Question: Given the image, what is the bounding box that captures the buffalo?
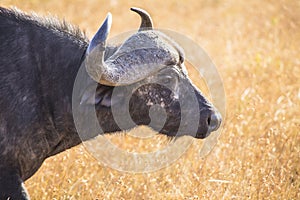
[0,7,221,199]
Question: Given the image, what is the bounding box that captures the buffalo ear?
[80,87,101,105]
[100,92,112,107]
[80,85,124,107]
[80,85,111,106]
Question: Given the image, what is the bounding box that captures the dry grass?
[1,0,300,199]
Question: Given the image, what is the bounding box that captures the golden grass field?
[1,0,300,199]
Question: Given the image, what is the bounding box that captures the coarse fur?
[0,7,88,199]
[1,7,87,43]
[0,7,221,199]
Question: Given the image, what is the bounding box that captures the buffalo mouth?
[154,109,222,139]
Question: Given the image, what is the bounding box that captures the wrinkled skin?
[131,69,217,139]
[0,7,221,199]
[90,66,218,139]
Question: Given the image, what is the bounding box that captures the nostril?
[208,112,222,132]
[207,116,211,126]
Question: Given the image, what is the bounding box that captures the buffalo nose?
[207,111,222,132]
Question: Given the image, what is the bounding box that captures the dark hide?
[0,7,221,199]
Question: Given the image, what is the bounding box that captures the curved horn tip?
[87,12,112,53]
[97,12,112,35]
[130,7,153,30]
[130,7,147,13]
[103,12,112,31]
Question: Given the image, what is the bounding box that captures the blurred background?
[1,0,300,199]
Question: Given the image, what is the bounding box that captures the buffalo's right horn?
[130,7,153,31]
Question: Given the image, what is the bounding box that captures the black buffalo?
[0,7,221,199]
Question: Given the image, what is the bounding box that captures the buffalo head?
[80,8,222,139]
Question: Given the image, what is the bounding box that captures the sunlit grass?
[1,0,300,199]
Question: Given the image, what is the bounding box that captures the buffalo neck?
[28,21,89,155]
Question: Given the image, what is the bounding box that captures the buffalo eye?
[161,75,173,85]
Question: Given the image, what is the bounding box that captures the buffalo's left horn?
[85,13,112,85]
[85,8,178,86]
[87,13,112,54]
